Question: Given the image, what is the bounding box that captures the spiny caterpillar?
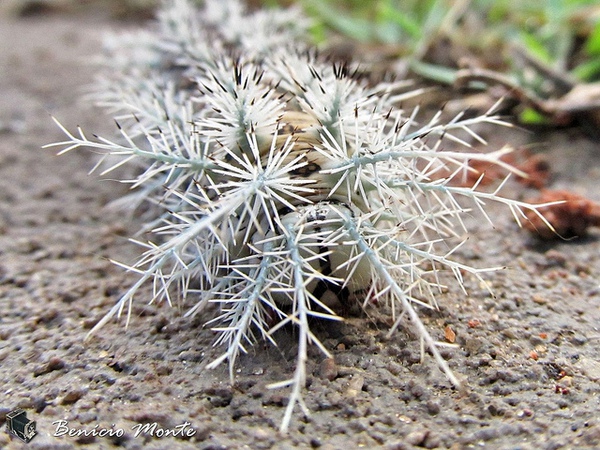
[46,0,554,432]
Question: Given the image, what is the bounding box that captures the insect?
[266,111,371,309]
[47,0,556,432]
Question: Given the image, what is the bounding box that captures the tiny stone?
[544,249,567,266]
[557,376,574,388]
[529,335,545,346]
[406,430,428,446]
[310,437,322,447]
[204,386,234,407]
[33,356,65,376]
[319,357,338,381]
[62,388,86,405]
[424,432,441,449]
[47,356,66,371]
[178,350,204,362]
[345,375,364,397]
[570,335,588,346]
[252,427,271,441]
[426,401,440,415]
[32,396,48,413]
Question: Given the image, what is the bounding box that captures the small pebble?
[33,356,65,376]
[406,430,428,446]
[319,357,337,381]
[345,375,364,398]
[61,388,87,405]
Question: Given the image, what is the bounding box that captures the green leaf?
[303,0,374,42]
[374,21,403,44]
[410,60,457,84]
[585,21,600,55]
[377,3,422,39]
[572,57,600,81]
[308,21,328,45]
[518,30,553,64]
[519,107,550,124]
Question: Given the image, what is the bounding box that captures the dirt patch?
[1,11,600,450]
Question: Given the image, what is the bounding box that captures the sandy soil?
[1,10,600,450]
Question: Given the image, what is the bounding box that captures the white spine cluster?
[47,0,554,432]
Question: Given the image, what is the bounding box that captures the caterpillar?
[46,0,554,432]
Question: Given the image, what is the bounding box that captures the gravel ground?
[1,10,600,450]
